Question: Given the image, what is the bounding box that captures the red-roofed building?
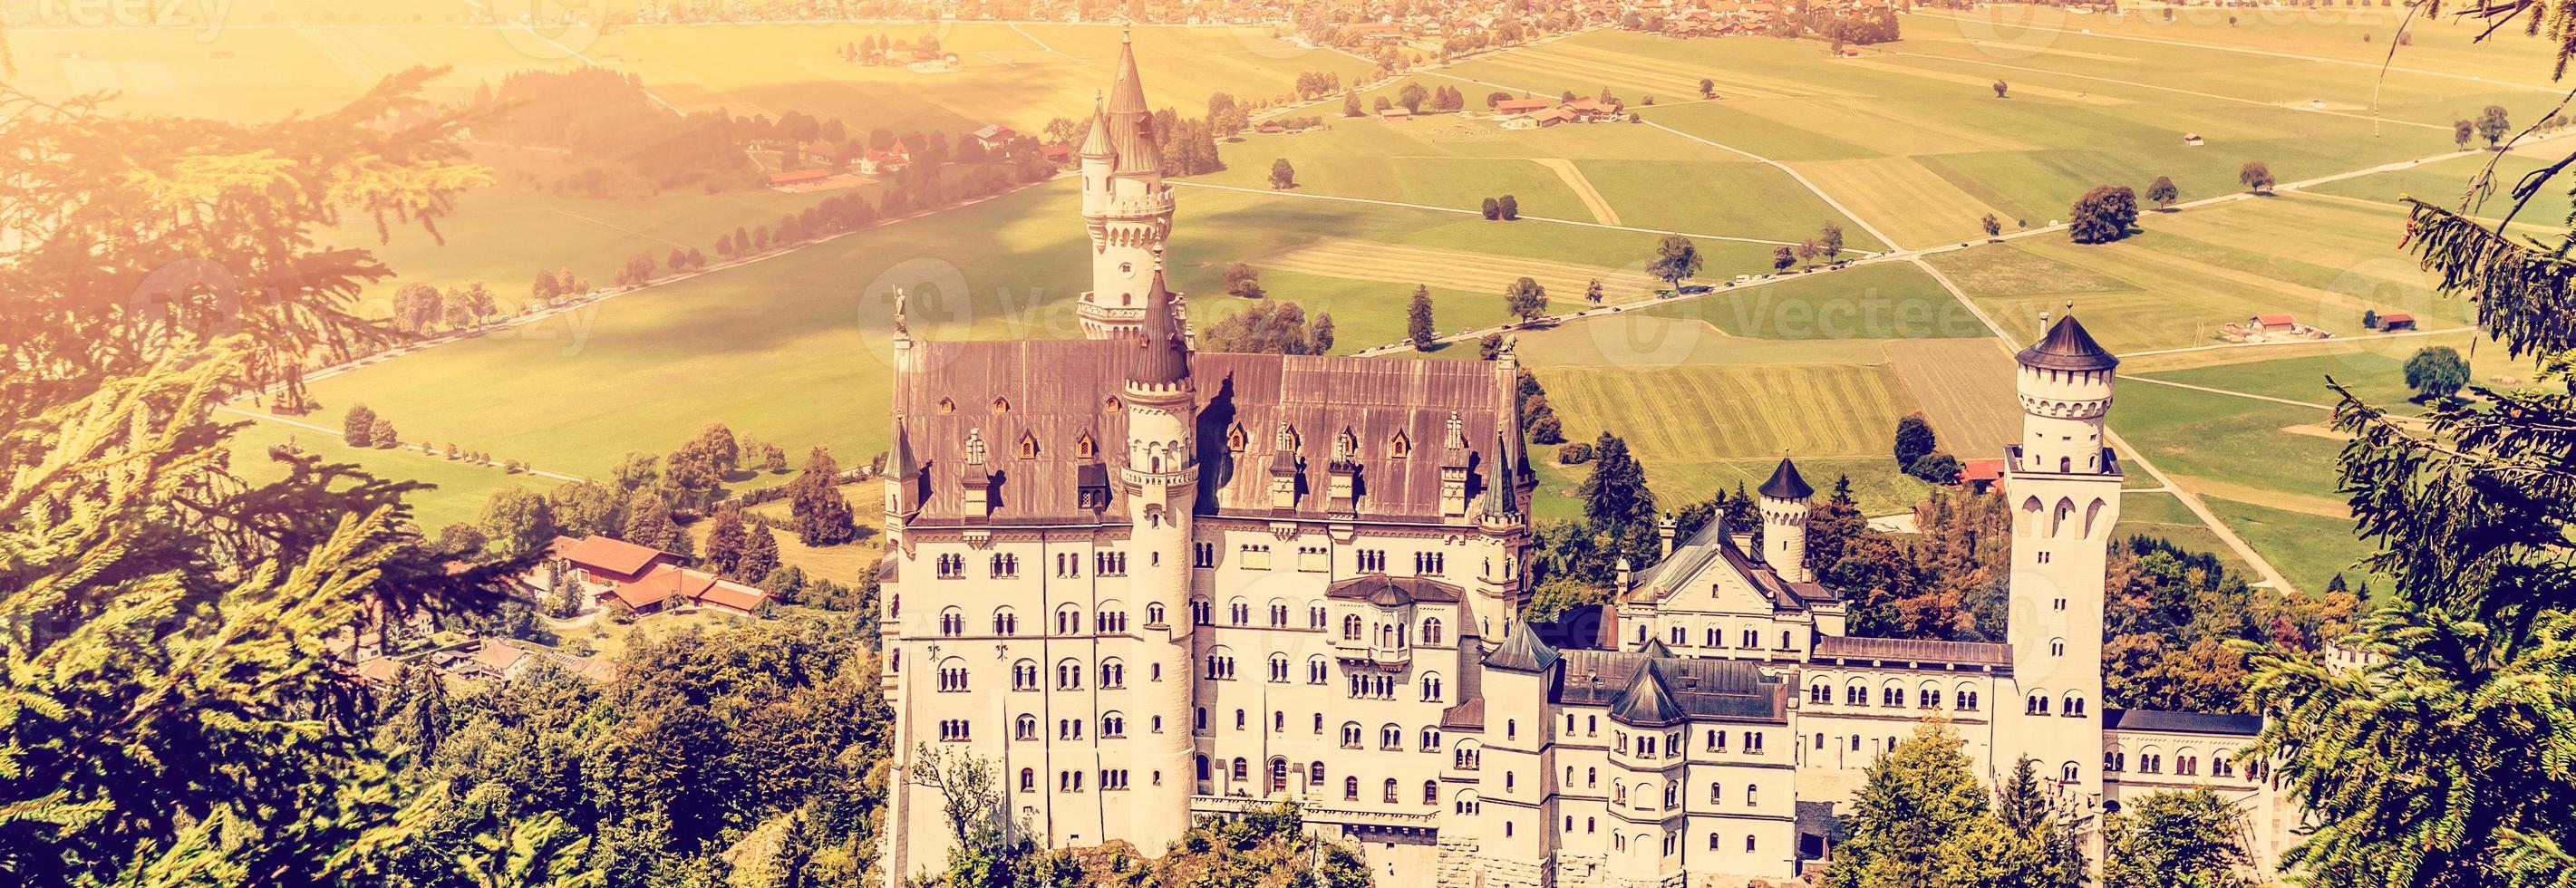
[2250,314,2297,333]
[1563,97,1619,121]
[355,657,405,686]
[2373,312,2416,332]
[1961,458,2007,493]
[605,565,770,616]
[465,643,530,681]
[1039,143,1071,162]
[1495,98,1551,114]
[560,535,682,586]
[859,147,913,175]
[972,124,1019,149]
[1379,107,1413,121]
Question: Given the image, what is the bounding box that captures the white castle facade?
[877,35,2297,886]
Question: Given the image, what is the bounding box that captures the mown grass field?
[223,418,561,532]
[65,8,2570,590]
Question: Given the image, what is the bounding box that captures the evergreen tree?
[1578,432,1655,530]
[1408,285,1437,349]
[369,416,398,449]
[385,665,451,764]
[1894,414,1938,470]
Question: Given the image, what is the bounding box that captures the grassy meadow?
[28,7,2566,593]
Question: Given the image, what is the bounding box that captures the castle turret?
[1999,312,2121,808]
[1118,275,1197,850]
[1078,28,1177,340]
[1757,456,1814,583]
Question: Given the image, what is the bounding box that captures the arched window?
[1146,603,1166,625]
[1747,784,1758,806]
[2027,691,2051,715]
[2062,761,2081,783]
[1309,603,1327,628]
[1055,659,1082,690]
[1420,727,1442,750]
[1020,767,1035,792]
[938,606,964,636]
[1344,777,1359,801]
[1420,672,1444,701]
[1341,613,1363,640]
[1015,714,1038,740]
[2064,691,2087,717]
[1423,780,1438,805]
[992,607,1018,635]
[1422,618,1444,646]
[1231,758,1247,781]
[1383,778,1399,803]
[1099,658,1125,688]
[1269,654,1290,683]
[1307,655,1328,684]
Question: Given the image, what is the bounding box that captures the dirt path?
[1529,158,1621,226]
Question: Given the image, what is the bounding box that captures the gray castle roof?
[1758,456,1813,500]
[1609,661,1686,727]
[2017,314,2118,372]
[2104,708,2261,737]
[1483,625,1560,673]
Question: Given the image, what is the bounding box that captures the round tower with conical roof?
[1077,28,1177,340]
[1757,456,1814,583]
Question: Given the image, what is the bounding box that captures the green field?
[223,417,561,532]
[50,9,2566,593]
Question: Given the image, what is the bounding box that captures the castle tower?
[1118,275,1197,850]
[1757,456,1814,583]
[1998,314,2121,803]
[1077,29,1177,340]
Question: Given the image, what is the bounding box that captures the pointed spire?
[1077,91,1114,159]
[891,423,919,480]
[1481,429,1520,519]
[1127,270,1188,386]
[2017,313,2118,372]
[1758,456,1812,501]
[1107,26,1149,116]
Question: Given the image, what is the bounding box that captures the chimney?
[1658,512,1677,558]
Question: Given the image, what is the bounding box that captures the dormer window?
[1103,397,1122,413]
[1226,423,1248,453]
[992,396,1011,414]
[938,398,956,414]
[1018,431,1039,458]
[1390,430,1411,459]
[1077,432,1097,459]
[1335,428,1357,461]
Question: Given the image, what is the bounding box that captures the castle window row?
[1807,680,1982,712]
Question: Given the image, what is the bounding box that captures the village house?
[550,535,683,588]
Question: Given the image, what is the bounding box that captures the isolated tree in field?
[1482,197,1502,220]
[2239,160,2274,194]
[1269,158,1295,189]
[1772,246,1796,271]
[2454,118,2474,150]
[343,403,378,448]
[2145,175,2181,211]
[1992,79,2009,98]
[2403,345,2470,401]
[1585,278,1605,304]
[1224,262,1265,299]
[1504,276,1549,320]
[1408,285,1437,349]
[2102,788,2252,888]
[1818,222,1845,261]
[2068,184,2140,244]
[1498,194,1519,220]
[1650,234,1703,288]
[1980,213,2002,238]
[1343,91,1363,117]
[2474,103,2513,149]
[368,416,397,449]
[1398,82,1430,113]
[1795,238,1822,266]
[1311,313,1336,353]
[1699,77,1716,97]
[1894,414,1938,471]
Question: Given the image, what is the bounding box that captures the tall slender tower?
[1077,28,1176,340]
[1119,275,1197,849]
[1999,314,2121,802]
